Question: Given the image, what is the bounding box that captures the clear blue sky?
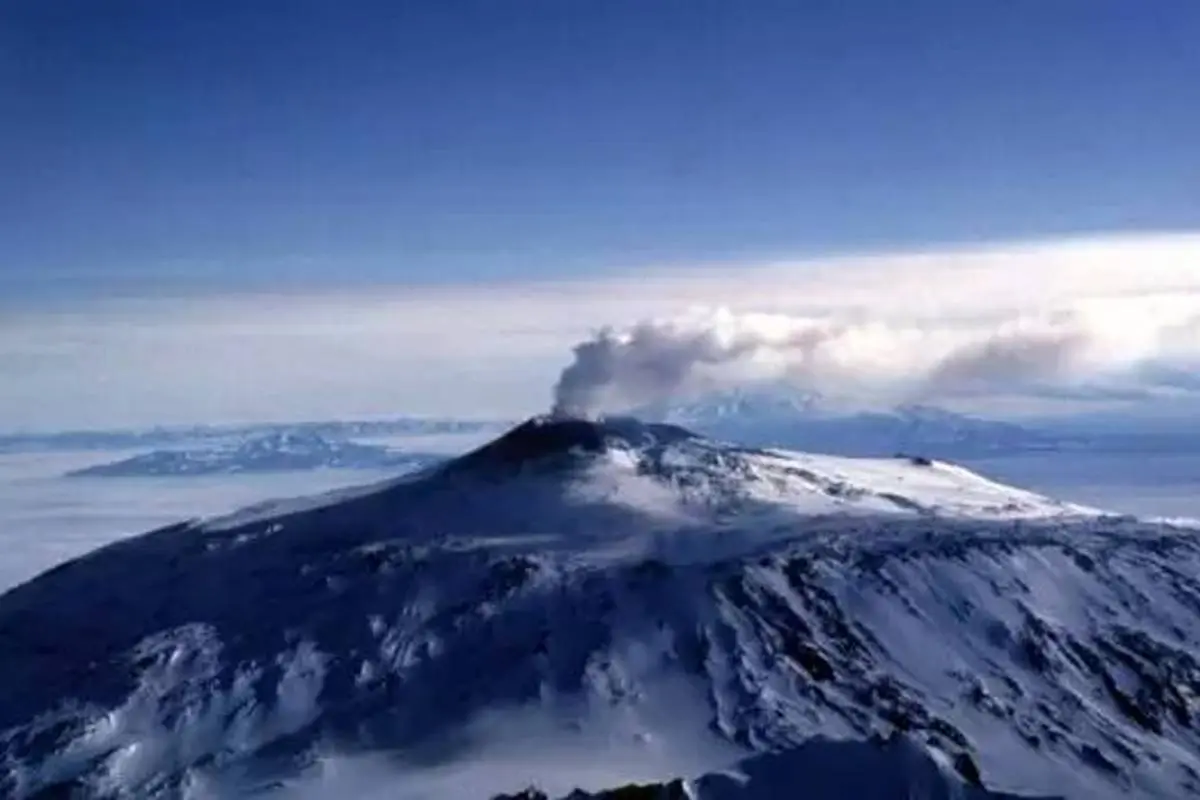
[3,0,1200,298]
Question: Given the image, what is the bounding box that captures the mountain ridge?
[634,387,1081,457]
[0,417,508,454]
[0,417,1196,799]
[491,734,1064,799]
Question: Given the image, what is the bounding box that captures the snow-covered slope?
[0,417,1196,799]
[67,431,442,477]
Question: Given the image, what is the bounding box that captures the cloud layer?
[551,302,1200,418]
[3,232,1199,430]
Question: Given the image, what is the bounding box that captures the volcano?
[1,417,1198,798]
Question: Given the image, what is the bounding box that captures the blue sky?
[2,1,1200,429]
[4,0,1199,297]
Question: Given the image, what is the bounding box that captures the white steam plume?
[551,303,1200,419]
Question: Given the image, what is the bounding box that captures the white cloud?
[550,303,1200,418]
[2,232,1199,430]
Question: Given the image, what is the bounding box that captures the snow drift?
[1,417,1199,798]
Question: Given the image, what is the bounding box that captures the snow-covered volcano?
[2,417,1199,799]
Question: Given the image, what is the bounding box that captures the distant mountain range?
[67,431,444,477]
[633,387,1086,458]
[10,390,1200,463]
[0,417,507,454]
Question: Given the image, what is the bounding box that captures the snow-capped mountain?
[66,431,443,477]
[1,417,1197,799]
[636,386,825,424]
[635,387,1082,457]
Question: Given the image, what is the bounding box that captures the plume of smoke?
[550,305,1200,419]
